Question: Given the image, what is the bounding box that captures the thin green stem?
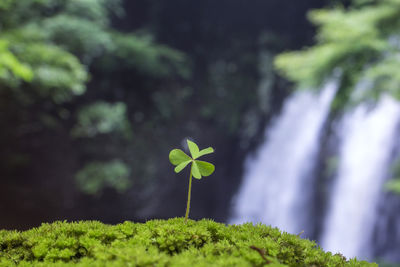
[184,166,193,223]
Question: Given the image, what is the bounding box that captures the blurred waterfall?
[229,82,337,235]
[320,95,400,259]
[230,79,400,261]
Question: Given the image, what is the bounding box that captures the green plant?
[0,218,377,266]
[274,0,400,110]
[169,139,215,223]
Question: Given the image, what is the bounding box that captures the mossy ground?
[0,218,376,266]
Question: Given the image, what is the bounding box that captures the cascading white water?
[230,82,337,234]
[321,95,400,259]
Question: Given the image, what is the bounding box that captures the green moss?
[0,218,376,266]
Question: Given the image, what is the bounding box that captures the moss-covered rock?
[0,218,376,266]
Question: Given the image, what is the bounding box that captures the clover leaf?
[169,139,215,222]
[170,140,214,179]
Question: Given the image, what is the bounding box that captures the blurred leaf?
[385,179,400,194]
[274,0,400,108]
[75,160,131,195]
[42,15,114,62]
[65,0,110,26]
[72,102,131,138]
[0,39,33,83]
[386,158,400,194]
[111,33,190,78]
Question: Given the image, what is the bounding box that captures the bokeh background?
[2,0,400,265]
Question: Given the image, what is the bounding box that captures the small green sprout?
[169,139,215,223]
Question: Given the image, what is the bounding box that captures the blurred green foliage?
[75,160,131,195]
[72,102,131,138]
[0,2,89,102]
[0,40,33,83]
[386,158,400,194]
[0,0,187,195]
[385,179,400,195]
[275,0,400,110]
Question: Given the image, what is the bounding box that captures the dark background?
[0,0,339,228]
